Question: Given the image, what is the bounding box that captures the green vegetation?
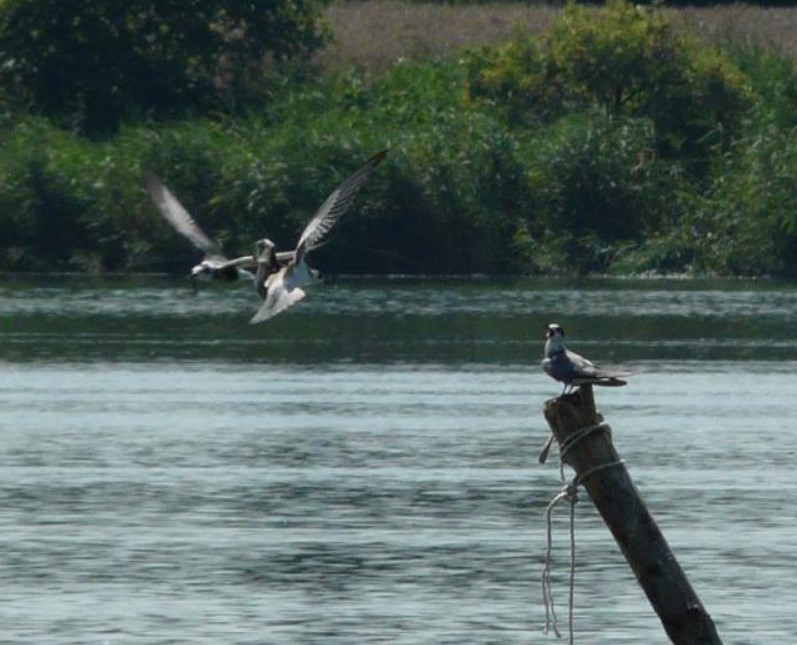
[468,1,753,163]
[463,0,797,276]
[0,0,330,136]
[1,0,797,277]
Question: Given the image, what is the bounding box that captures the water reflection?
[0,276,796,642]
[0,275,795,364]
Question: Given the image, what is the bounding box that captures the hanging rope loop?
[541,420,625,643]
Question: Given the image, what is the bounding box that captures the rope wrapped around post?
[542,385,723,645]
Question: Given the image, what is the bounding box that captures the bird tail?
[593,377,628,387]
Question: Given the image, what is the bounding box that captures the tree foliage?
[2,3,797,278]
[467,0,753,163]
[0,0,331,135]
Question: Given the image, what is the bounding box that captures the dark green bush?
[696,130,797,277]
[515,111,688,274]
[0,0,330,136]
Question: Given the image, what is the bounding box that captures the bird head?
[544,323,566,355]
[546,323,565,339]
[254,238,276,262]
[190,262,212,279]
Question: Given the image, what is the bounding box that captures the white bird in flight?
[144,170,292,284]
[250,149,388,324]
[541,323,631,394]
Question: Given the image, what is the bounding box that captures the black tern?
[542,323,630,393]
[144,170,292,283]
[250,149,388,323]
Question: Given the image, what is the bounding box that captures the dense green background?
[1,0,796,277]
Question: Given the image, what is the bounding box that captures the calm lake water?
[0,275,795,644]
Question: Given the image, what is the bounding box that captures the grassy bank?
[322,1,797,69]
[1,1,797,277]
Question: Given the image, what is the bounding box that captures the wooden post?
[543,385,722,645]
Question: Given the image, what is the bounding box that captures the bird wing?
[566,349,632,382]
[213,254,259,281]
[293,149,387,263]
[144,169,224,259]
[249,269,307,324]
[215,254,257,271]
[566,349,601,378]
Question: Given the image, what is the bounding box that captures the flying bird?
[144,170,292,284]
[250,149,388,324]
[542,323,631,394]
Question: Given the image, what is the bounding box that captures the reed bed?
[321,1,560,70]
[321,1,797,70]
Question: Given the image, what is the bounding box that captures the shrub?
[515,111,686,274]
[0,120,95,270]
[0,0,331,136]
[467,0,753,164]
[701,130,797,276]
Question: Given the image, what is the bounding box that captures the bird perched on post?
[542,323,631,394]
[250,149,388,324]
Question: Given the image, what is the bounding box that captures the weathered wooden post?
[542,385,722,644]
